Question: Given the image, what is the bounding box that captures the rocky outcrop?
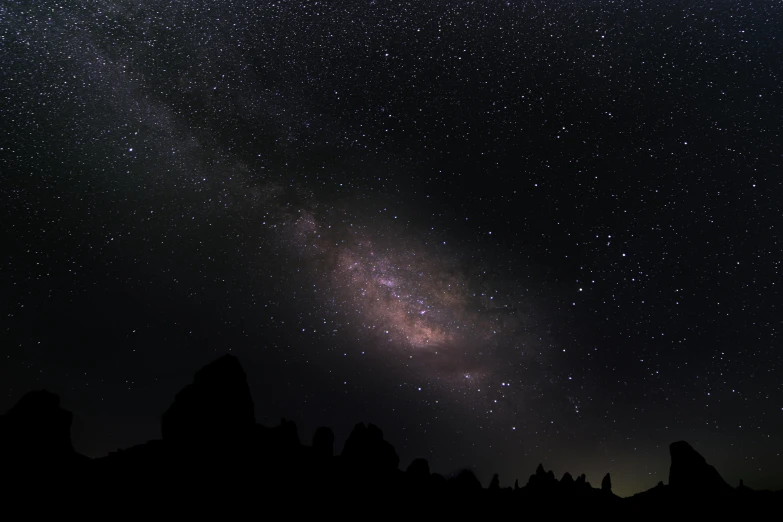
[406,458,430,478]
[602,472,612,492]
[161,354,255,446]
[4,354,778,512]
[669,441,730,494]
[0,390,76,463]
[450,469,483,491]
[341,422,399,472]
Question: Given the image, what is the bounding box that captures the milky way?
[3,0,781,498]
[250,179,541,391]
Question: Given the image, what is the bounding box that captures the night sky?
[2,0,781,497]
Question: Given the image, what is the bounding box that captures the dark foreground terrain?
[1,355,779,514]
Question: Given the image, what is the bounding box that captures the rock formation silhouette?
[161,354,255,447]
[406,457,431,478]
[0,390,84,467]
[669,440,731,495]
[341,422,399,472]
[1,354,780,513]
[450,469,483,491]
[312,426,334,458]
[602,472,612,492]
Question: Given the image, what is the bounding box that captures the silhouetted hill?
[1,354,780,513]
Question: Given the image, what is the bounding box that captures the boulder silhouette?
[668,441,730,494]
[0,390,75,463]
[161,354,255,446]
[562,472,575,485]
[406,458,431,478]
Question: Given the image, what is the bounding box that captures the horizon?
[8,353,777,499]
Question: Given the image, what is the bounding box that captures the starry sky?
[1,0,781,497]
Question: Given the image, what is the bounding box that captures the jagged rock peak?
[669,441,730,493]
[161,354,255,444]
[341,422,400,471]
